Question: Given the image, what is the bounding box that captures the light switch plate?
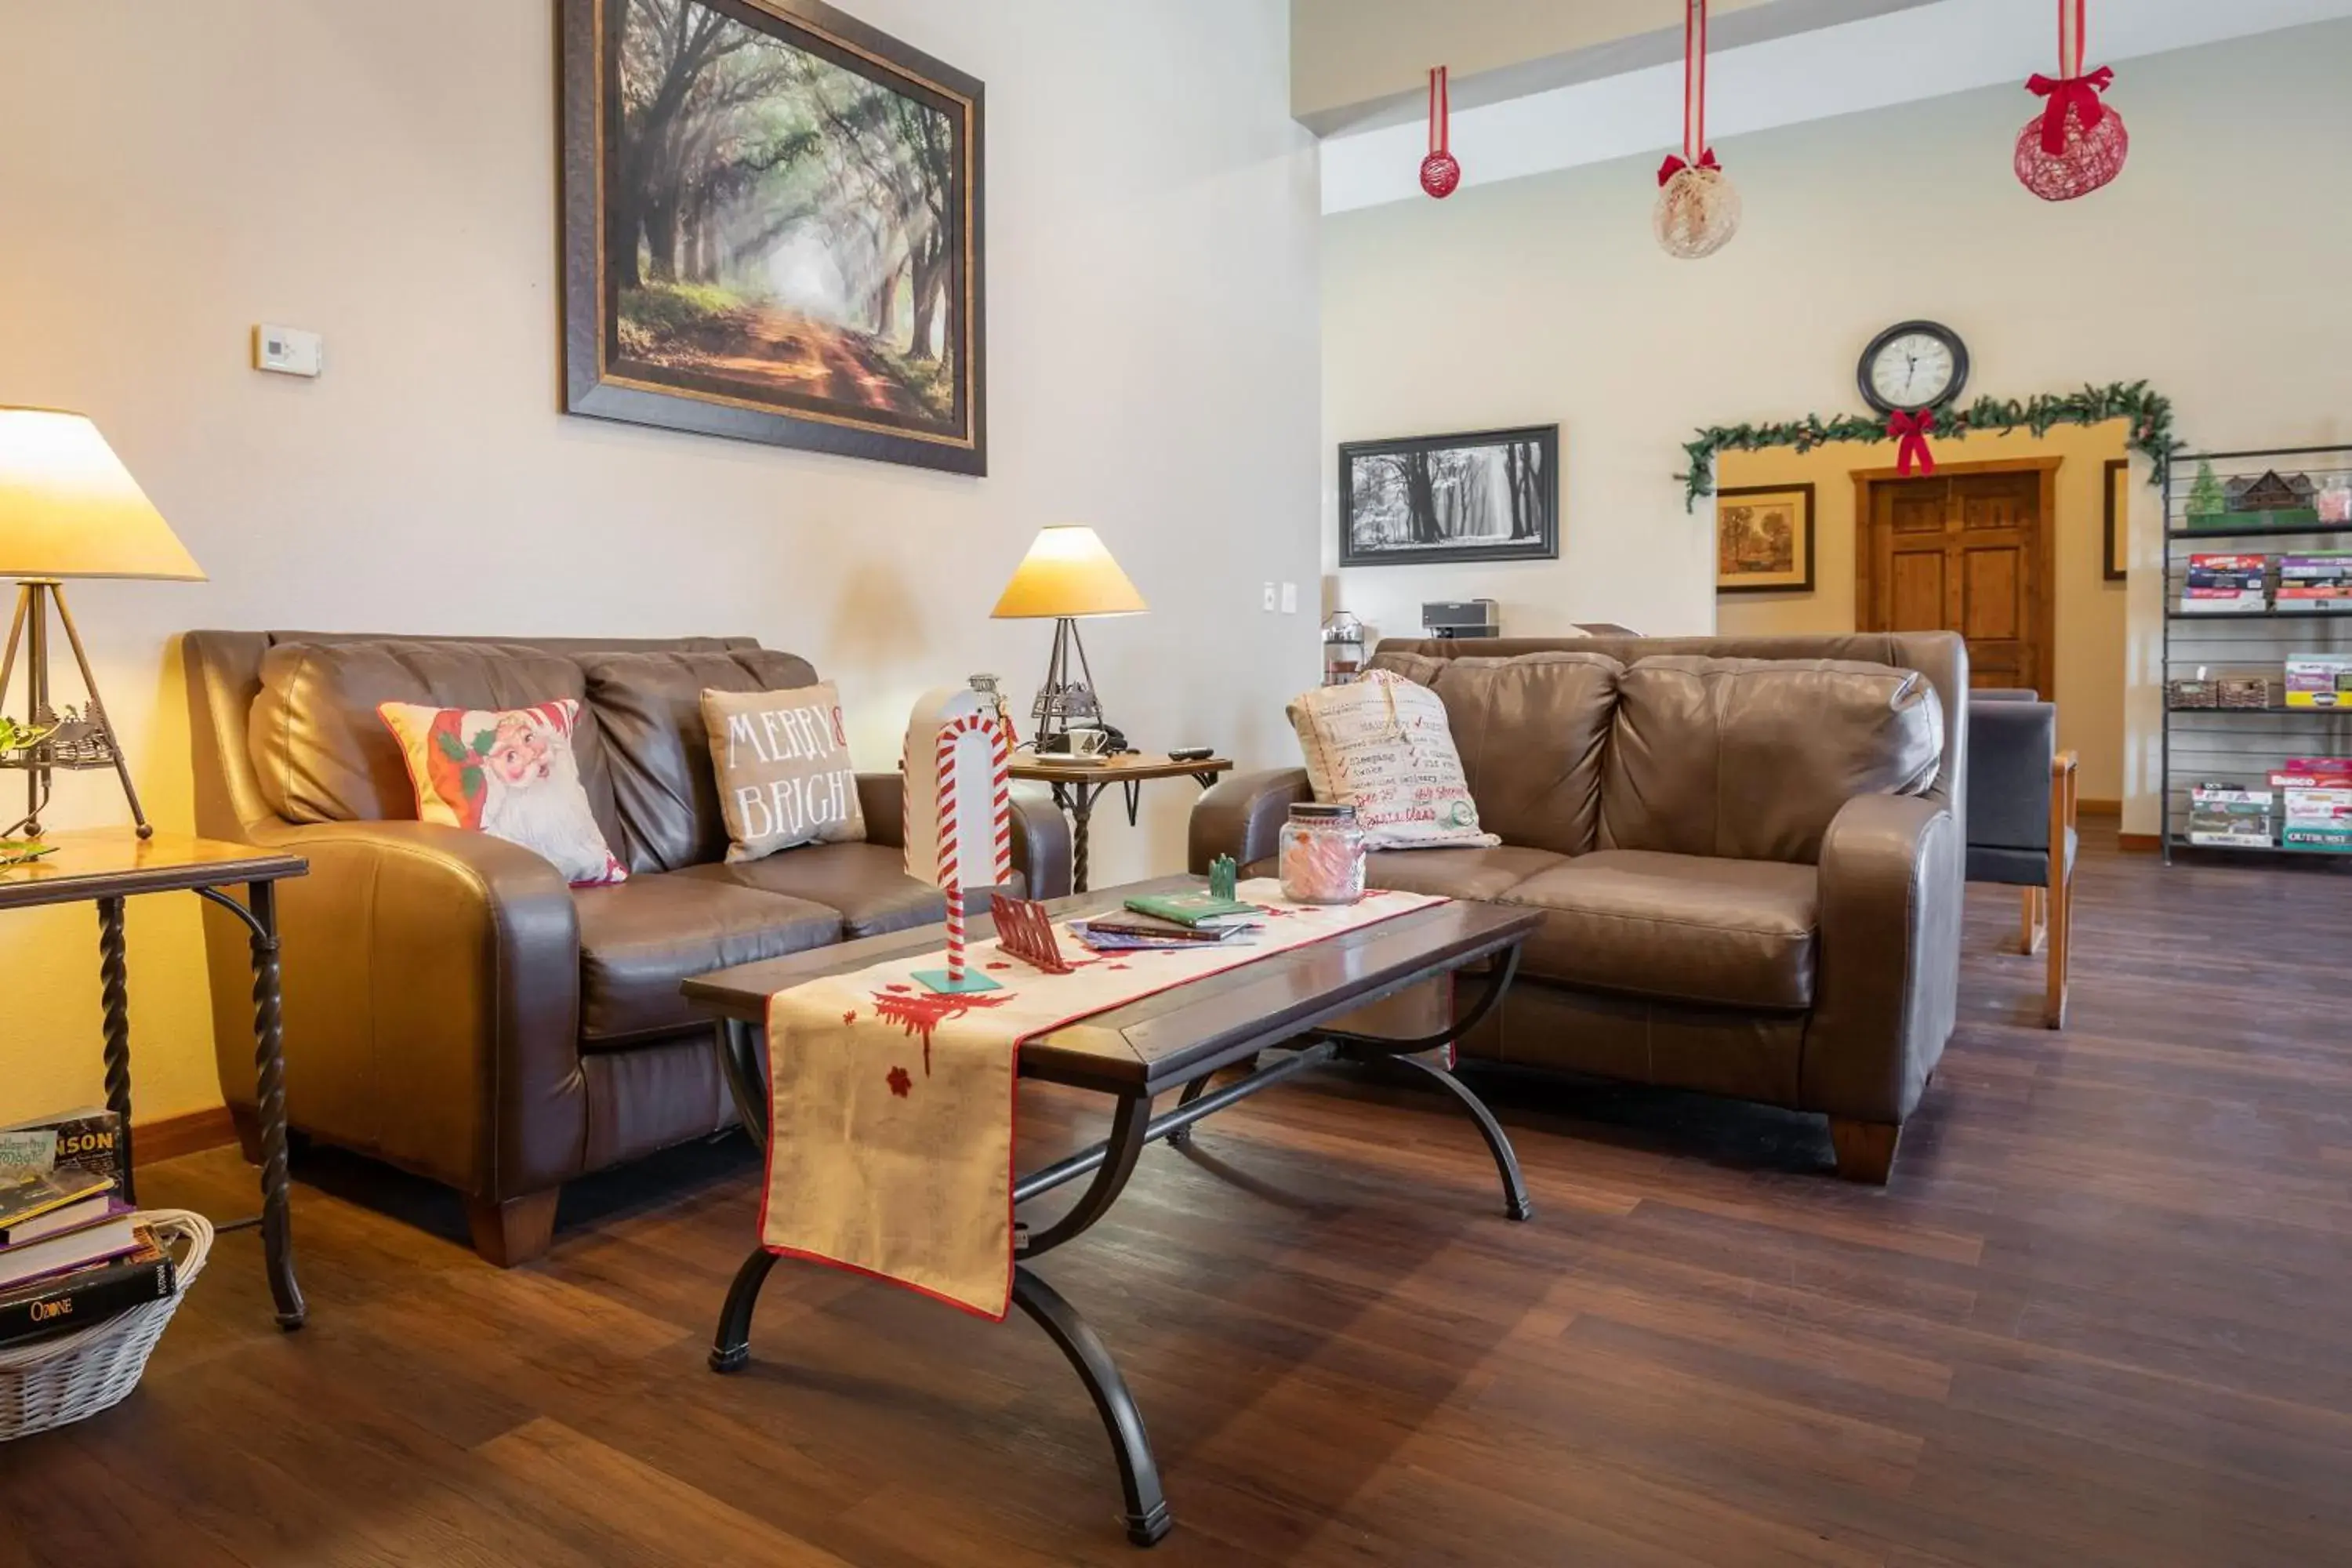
[1279,582,1298,614]
[1261,581,1276,612]
[253,324,324,378]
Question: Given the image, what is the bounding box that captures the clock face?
[1858,321,1968,413]
[1870,332,1958,408]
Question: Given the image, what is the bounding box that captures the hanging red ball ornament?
[1421,151,1461,200]
[2015,94,2127,201]
[2015,0,2125,201]
[1420,66,1460,199]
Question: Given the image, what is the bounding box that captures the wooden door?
[1860,462,2057,695]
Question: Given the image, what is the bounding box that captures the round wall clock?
[1858,321,1969,414]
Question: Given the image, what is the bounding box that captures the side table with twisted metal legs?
[3,831,307,1329]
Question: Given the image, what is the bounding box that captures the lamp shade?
[0,408,205,581]
[989,526,1146,619]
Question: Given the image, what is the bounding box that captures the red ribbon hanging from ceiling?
[1664,0,1715,180]
[1421,66,1461,198]
[2027,0,2112,154]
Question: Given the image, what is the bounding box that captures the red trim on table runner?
[756,890,1452,1322]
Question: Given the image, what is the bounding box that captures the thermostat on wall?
[253,324,325,378]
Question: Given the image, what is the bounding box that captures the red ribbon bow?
[2026,66,2114,154]
[1657,147,1720,187]
[1889,409,1937,476]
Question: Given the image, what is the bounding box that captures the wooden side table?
[1008,752,1232,893]
[0,829,309,1329]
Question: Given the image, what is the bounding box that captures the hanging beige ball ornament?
[1654,154,1740,260]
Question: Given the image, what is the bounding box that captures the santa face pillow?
[378,699,628,887]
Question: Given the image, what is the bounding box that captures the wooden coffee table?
[683,877,1541,1548]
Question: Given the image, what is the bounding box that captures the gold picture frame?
[1715,483,1816,593]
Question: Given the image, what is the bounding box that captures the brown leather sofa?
[184,632,1070,1264]
[1189,633,1966,1182]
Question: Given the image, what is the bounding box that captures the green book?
[1122,890,1260,928]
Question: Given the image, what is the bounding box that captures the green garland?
[1679,380,2180,511]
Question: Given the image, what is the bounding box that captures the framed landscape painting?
[561,0,985,474]
[1339,425,1559,568]
[1715,483,1816,593]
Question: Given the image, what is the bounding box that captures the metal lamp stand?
[0,578,152,840]
[1029,614,1105,746]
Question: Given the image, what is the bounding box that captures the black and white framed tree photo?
[1338,425,1560,568]
[561,0,985,474]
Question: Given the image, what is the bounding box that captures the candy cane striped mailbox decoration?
[902,686,1012,994]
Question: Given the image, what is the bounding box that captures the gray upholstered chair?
[1965,690,2078,1028]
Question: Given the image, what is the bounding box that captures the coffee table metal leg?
[1390,1055,1534,1221]
[1316,944,1535,1221]
[1164,1075,1210,1149]
[1012,1266,1171,1548]
[710,1247,779,1373]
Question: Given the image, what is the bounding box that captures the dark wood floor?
[5,826,2349,1566]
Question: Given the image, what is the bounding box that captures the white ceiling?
[1320,0,2352,212]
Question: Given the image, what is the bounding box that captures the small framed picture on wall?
[2103,458,2130,580]
[1715,483,1816,593]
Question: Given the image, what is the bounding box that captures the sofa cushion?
[702,681,866,862]
[573,648,821,873]
[250,640,626,851]
[676,843,947,939]
[1600,655,1944,865]
[1374,651,1622,857]
[1967,827,2076,888]
[378,697,629,887]
[1287,670,1500,849]
[574,873,841,1047]
[1501,850,1819,1010]
[1364,844,1566,902]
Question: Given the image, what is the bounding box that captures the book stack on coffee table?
[1073,890,1265,952]
[0,1109,177,1348]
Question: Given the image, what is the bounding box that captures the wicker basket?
[0,1210,213,1441]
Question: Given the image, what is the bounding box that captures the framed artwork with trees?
[561,0,985,474]
[1338,425,1560,568]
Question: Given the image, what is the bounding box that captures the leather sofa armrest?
[1189,768,1312,874]
[1009,788,1073,900]
[1803,793,1959,1126]
[229,818,586,1200]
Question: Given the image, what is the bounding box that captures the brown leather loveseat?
[1190,633,1966,1183]
[185,632,1070,1264]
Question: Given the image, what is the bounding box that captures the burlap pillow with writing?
[701,683,867,862]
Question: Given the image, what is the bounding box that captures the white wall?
[1323,18,2352,834]
[0,0,1319,1123]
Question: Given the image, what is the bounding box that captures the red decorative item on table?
[1889,408,1937,477]
[1420,66,1461,198]
[2016,0,2125,201]
[989,891,1073,975]
[1655,0,1738,259]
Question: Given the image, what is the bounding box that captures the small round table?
[1007,751,1231,893]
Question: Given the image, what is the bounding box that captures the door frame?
[1852,455,2062,695]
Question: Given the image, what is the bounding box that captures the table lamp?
[989,525,1146,748]
[0,408,205,840]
